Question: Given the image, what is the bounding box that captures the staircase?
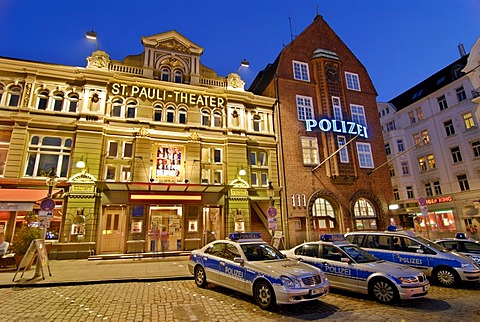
[250,204,272,244]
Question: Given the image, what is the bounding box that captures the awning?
[0,188,63,202]
[96,181,229,193]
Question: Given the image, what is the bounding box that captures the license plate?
[311,287,324,295]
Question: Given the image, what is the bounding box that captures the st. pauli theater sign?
[110,82,226,108]
[305,118,369,138]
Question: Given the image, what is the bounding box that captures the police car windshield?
[414,235,449,252]
[240,244,286,261]
[340,245,378,263]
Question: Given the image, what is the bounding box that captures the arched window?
[67,93,79,112]
[166,106,175,123]
[153,104,162,121]
[201,109,211,126]
[52,92,64,111]
[0,84,4,103]
[111,99,124,117]
[161,68,170,82]
[25,135,72,178]
[7,85,22,107]
[213,111,222,127]
[312,198,336,233]
[126,100,137,119]
[178,107,187,124]
[353,198,377,230]
[37,90,50,110]
[252,114,262,132]
[174,70,183,83]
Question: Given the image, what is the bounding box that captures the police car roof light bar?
[320,234,346,242]
[228,232,262,241]
[387,225,404,232]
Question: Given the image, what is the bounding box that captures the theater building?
[0,30,277,257]
[250,15,394,247]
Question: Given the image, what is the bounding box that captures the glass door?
[150,206,182,251]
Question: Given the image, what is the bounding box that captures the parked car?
[282,234,429,304]
[188,232,329,310]
[346,226,480,287]
[434,233,480,265]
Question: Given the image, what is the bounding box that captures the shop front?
[97,182,227,255]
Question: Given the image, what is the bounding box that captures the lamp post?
[267,181,275,206]
[86,30,99,51]
[237,59,249,73]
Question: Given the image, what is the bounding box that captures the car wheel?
[194,266,207,288]
[369,278,399,304]
[254,280,276,310]
[434,267,458,287]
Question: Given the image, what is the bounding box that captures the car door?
[218,243,246,291]
[460,241,480,264]
[319,244,358,290]
[390,236,429,273]
[202,242,225,283]
[360,234,395,262]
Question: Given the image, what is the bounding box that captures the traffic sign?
[418,197,427,207]
[267,206,277,218]
[40,198,55,211]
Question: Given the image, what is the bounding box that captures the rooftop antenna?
[289,16,295,42]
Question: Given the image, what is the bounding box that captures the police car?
[188,232,329,310]
[434,233,480,265]
[346,226,480,287]
[282,234,429,304]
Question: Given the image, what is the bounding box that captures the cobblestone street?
[0,280,478,321]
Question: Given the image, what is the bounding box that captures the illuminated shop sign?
[426,196,453,204]
[305,118,368,138]
[110,83,225,108]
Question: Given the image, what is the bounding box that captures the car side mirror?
[234,257,244,265]
[341,257,351,263]
[416,248,424,254]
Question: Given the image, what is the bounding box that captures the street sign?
[39,211,54,218]
[38,218,50,228]
[40,198,55,211]
[418,197,427,207]
[420,206,429,217]
[267,206,277,218]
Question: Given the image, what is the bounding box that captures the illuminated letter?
[305,119,317,131]
[318,119,332,132]
[218,97,225,108]
[131,86,140,96]
[112,83,120,95]
[347,122,356,134]
[139,87,148,99]
[332,119,342,133]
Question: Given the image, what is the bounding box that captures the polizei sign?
[305,118,368,138]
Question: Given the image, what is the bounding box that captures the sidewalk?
[0,255,192,288]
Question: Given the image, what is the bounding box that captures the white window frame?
[213,169,222,184]
[350,104,367,126]
[293,60,310,81]
[123,142,133,158]
[332,96,343,120]
[296,95,313,121]
[301,137,319,165]
[120,165,131,182]
[337,136,349,163]
[107,141,118,158]
[345,72,360,91]
[24,135,72,178]
[67,93,79,112]
[106,165,116,181]
[356,142,374,168]
[251,172,258,186]
[112,99,124,117]
[213,148,222,164]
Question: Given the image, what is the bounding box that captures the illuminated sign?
[110,83,225,108]
[305,118,368,138]
[425,196,453,204]
[155,146,182,179]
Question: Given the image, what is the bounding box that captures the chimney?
[458,43,467,57]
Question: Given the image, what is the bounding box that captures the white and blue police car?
[346,226,480,287]
[188,232,329,310]
[282,234,429,304]
[434,233,480,265]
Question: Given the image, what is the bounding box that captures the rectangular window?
[251,172,258,186]
[401,161,410,175]
[301,137,319,165]
[201,169,210,184]
[421,130,430,143]
[260,173,268,186]
[386,120,396,132]
[213,170,222,184]
[450,146,463,163]
[416,107,424,121]
[443,120,455,136]
[332,96,343,120]
[120,166,130,182]
[123,142,133,158]
[396,139,404,152]
[249,151,256,166]
[413,133,422,145]
[456,86,467,102]
[259,152,267,166]
[108,141,118,157]
[201,147,211,163]
[433,181,442,195]
[389,165,395,177]
[472,140,480,158]
[345,72,361,91]
[425,183,433,197]
[437,95,448,111]
[463,112,475,130]
[213,149,222,163]
[427,154,436,169]
[293,61,310,81]
[0,130,11,177]
[457,174,470,191]
[350,104,367,126]
[406,186,414,199]
[408,111,416,124]
[25,135,72,179]
[106,165,116,181]
[385,143,391,156]
[126,104,136,119]
[418,156,427,171]
[337,136,349,163]
[356,142,374,168]
[154,108,162,122]
[393,188,400,200]
[179,112,187,124]
[296,95,313,120]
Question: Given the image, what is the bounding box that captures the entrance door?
[150,206,182,251]
[101,206,126,253]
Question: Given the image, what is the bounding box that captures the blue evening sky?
[0,0,479,101]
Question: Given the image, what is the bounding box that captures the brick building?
[250,15,394,247]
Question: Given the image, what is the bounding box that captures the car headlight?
[461,263,476,270]
[398,276,418,284]
[281,276,302,289]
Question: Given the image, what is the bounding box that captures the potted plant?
[11,212,41,268]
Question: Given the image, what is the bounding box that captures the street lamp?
[237,59,249,73]
[45,168,58,198]
[86,30,99,51]
[267,181,274,206]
